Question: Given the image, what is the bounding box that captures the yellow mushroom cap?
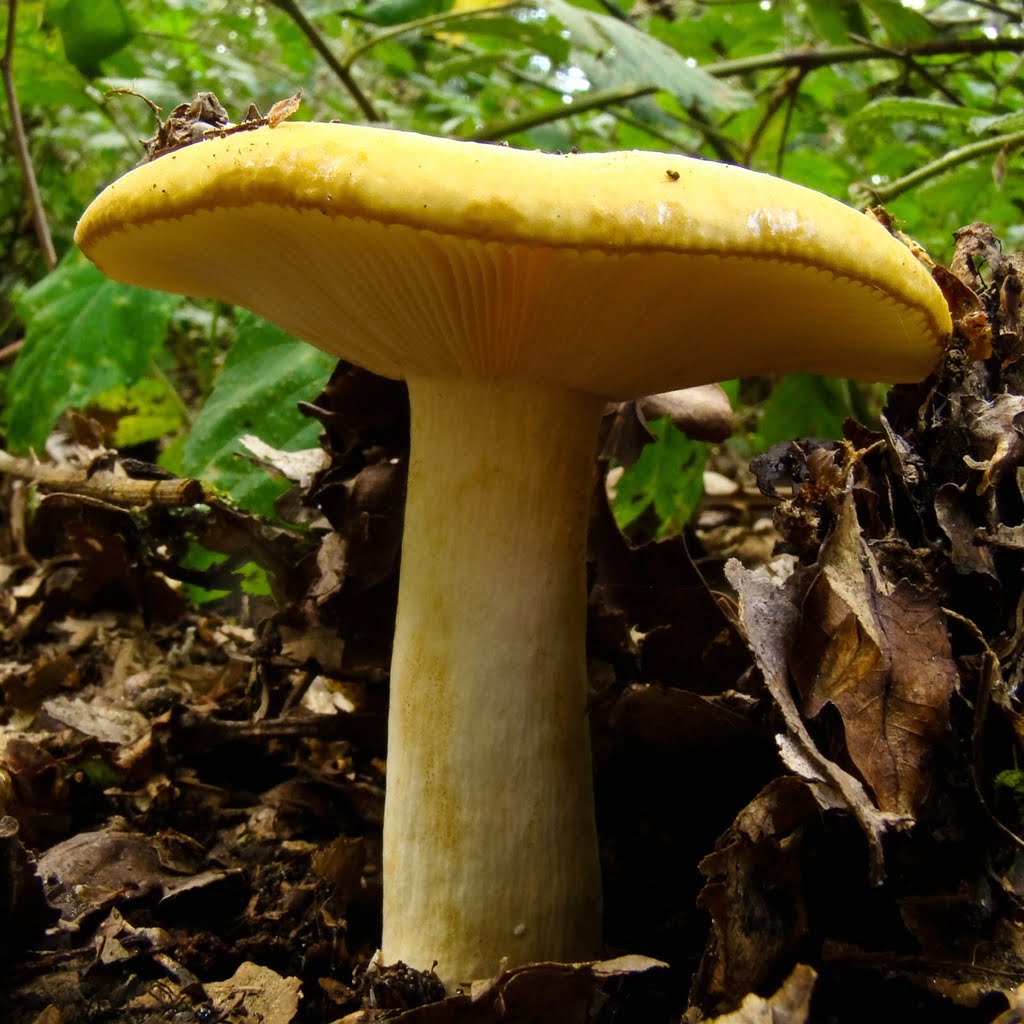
[75,121,950,398]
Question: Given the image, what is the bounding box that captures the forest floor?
[2,225,1024,1024]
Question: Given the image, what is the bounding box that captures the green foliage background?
[1,0,1021,525]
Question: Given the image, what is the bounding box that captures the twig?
[0,449,205,507]
[852,127,1024,205]
[497,60,724,158]
[1,0,57,271]
[773,71,802,176]
[265,0,380,121]
[0,338,24,364]
[464,83,659,142]
[741,67,805,166]
[704,35,1024,79]
[963,0,1021,18]
[846,33,962,107]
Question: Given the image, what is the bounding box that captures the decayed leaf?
[993,982,1024,1024]
[694,778,818,1004]
[637,385,735,443]
[790,491,957,817]
[42,693,148,746]
[342,955,667,1023]
[724,560,905,882]
[934,482,997,577]
[702,964,816,1024]
[962,394,1024,494]
[205,961,303,1023]
[267,90,303,127]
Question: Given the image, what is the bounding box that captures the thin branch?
[846,33,963,107]
[0,449,205,507]
[704,35,1024,79]
[496,59,729,156]
[741,67,805,166]
[0,338,24,364]
[773,70,801,177]
[611,110,697,154]
[852,128,1024,205]
[1,0,57,271]
[464,83,659,142]
[265,0,380,121]
[963,0,1021,19]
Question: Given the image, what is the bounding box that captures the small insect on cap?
[76,121,951,397]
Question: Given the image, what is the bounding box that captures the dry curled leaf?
[268,90,303,127]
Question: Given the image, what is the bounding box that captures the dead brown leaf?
[268,90,303,127]
[694,778,817,1004]
[962,394,1024,494]
[205,961,303,1024]
[342,955,666,1023]
[702,964,816,1024]
[725,560,905,882]
[790,491,957,817]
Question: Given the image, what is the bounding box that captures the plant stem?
[383,376,604,989]
[150,360,194,427]
[853,128,1024,205]
[466,83,658,142]
[266,0,381,121]
[1,0,57,272]
[0,448,204,506]
[704,35,1024,79]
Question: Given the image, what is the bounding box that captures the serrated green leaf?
[541,0,748,115]
[7,250,180,452]
[44,0,134,77]
[180,312,336,518]
[861,0,932,42]
[613,418,709,537]
[852,97,983,127]
[755,374,852,450]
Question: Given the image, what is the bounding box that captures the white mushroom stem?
[382,376,606,989]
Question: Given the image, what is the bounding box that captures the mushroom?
[74,121,951,989]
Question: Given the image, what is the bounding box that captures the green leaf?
[613,418,709,537]
[861,0,932,42]
[44,0,134,77]
[971,110,1024,137]
[7,250,180,452]
[443,14,570,62]
[432,51,505,83]
[89,377,187,447]
[357,0,452,26]
[180,312,336,518]
[541,0,748,116]
[852,97,983,127]
[804,0,868,44]
[755,374,852,450]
